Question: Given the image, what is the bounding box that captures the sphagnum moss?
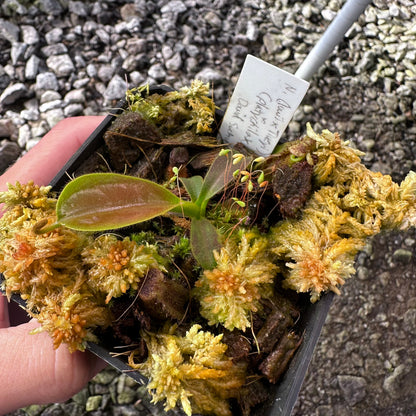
[270,124,416,302]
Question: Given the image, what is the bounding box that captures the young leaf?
[180,176,203,203]
[196,151,249,205]
[56,173,181,231]
[190,218,221,270]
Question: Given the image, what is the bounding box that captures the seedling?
[44,150,249,270]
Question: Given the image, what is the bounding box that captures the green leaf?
[190,218,221,270]
[180,176,203,202]
[197,151,249,205]
[56,173,181,231]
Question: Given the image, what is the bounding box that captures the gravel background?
[1,0,415,415]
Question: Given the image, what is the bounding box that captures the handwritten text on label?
[219,55,310,156]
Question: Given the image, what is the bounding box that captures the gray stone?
[64,103,84,117]
[46,54,75,77]
[161,0,187,14]
[0,139,21,174]
[68,1,89,17]
[44,108,65,127]
[17,123,32,148]
[337,375,367,406]
[117,389,137,405]
[0,18,19,43]
[86,63,98,78]
[64,89,85,104]
[11,42,27,65]
[195,67,223,82]
[35,72,59,91]
[0,82,29,106]
[96,28,111,45]
[92,369,117,385]
[41,43,68,57]
[246,20,259,41]
[25,55,41,80]
[39,99,63,113]
[30,120,49,139]
[45,28,63,45]
[40,90,62,104]
[97,65,115,82]
[148,63,166,82]
[104,75,127,101]
[0,118,18,139]
[165,52,182,71]
[2,0,28,16]
[126,38,147,55]
[21,25,39,45]
[85,395,102,412]
[403,308,416,335]
[20,108,39,121]
[36,0,63,16]
[383,364,413,399]
[392,248,412,263]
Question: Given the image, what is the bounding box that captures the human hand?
[0,116,107,414]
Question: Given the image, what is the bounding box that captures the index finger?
[0,116,105,190]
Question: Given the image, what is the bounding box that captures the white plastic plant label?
[219,55,310,156]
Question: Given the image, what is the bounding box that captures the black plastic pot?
[2,86,333,416]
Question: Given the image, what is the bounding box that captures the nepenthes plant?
[1,81,415,416]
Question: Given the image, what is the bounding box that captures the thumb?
[0,296,10,329]
[0,319,106,414]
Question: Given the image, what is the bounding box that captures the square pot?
[2,85,333,416]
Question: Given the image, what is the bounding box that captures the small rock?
[44,108,65,128]
[85,395,102,412]
[46,54,75,77]
[337,375,367,406]
[40,90,62,104]
[92,370,117,385]
[392,248,412,263]
[117,389,137,405]
[2,0,28,16]
[104,75,127,101]
[41,43,68,57]
[263,33,281,55]
[403,308,416,335]
[120,3,139,22]
[64,103,84,117]
[64,89,86,104]
[246,20,259,41]
[11,42,27,65]
[20,108,39,121]
[161,0,187,14]
[17,123,32,148]
[204,11,222,28]
[165,52,182,71]
[25,137,41,151]
[21,25,39,45]
[36,72,59,91]
[126,38,147,55]
[195,67,223,82]
[0,83,29,106]
[383,364,413,399]
[25,55,41,80]
[0,18,20,43]
[97,65,115,82]
[45,28,63,45]
[68,0,89,17]
[39,100,63,113]
[0,139,21,174]
[148,63,167,82]
[36,0,63,16]
[0,119,18,139]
